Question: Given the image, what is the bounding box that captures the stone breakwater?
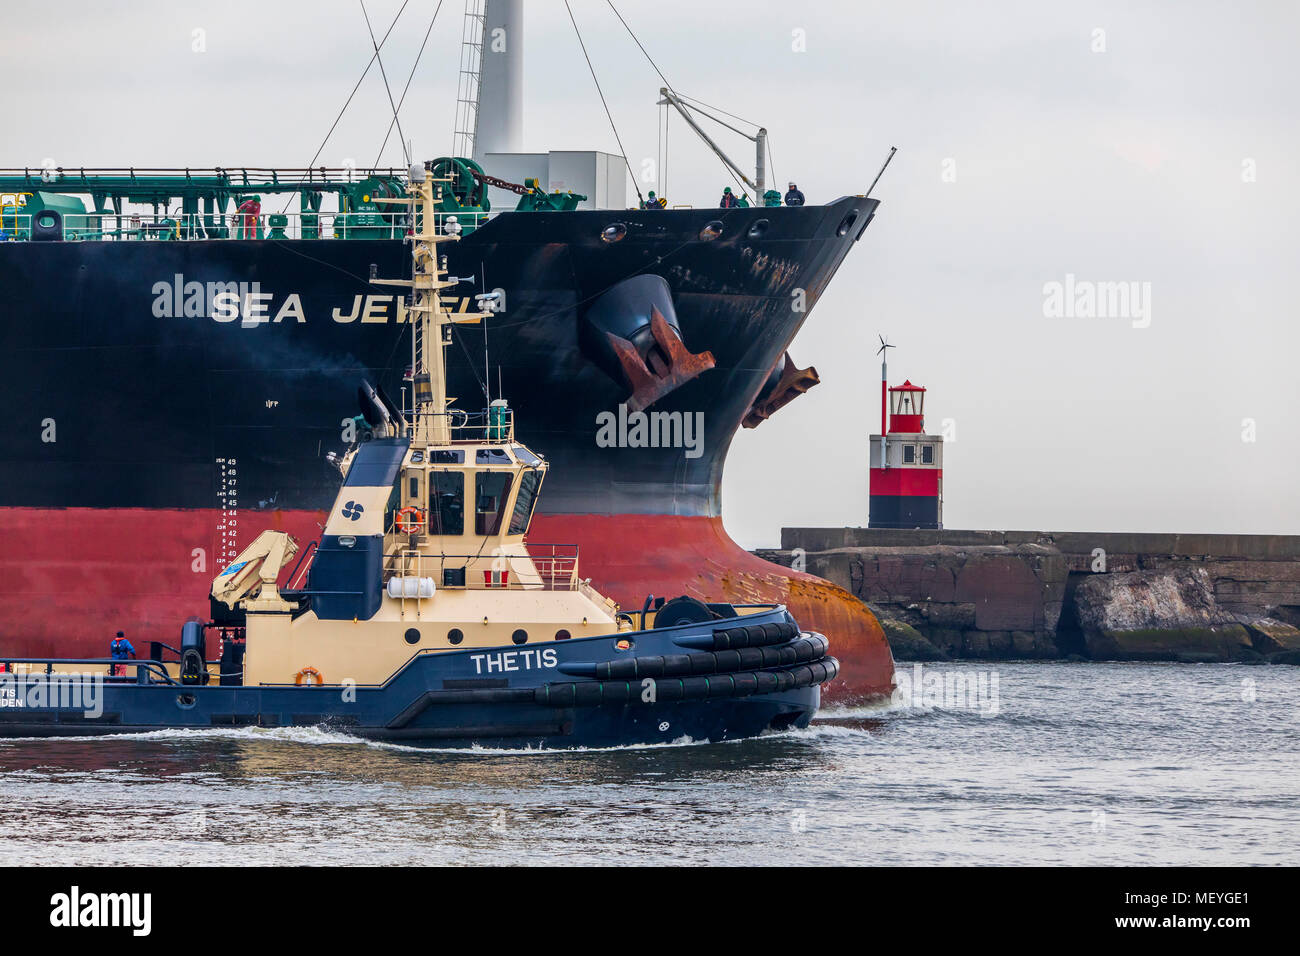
[759,530,1300,664]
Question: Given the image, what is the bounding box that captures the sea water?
[0,662,1296,865]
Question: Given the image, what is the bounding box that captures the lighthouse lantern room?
[868,345,943,529]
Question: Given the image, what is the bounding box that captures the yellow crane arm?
[210,530,299,611]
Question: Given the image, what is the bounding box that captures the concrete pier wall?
[760,529,1300,663]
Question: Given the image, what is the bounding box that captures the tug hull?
[0,688,819,750]
[0,607,834,749]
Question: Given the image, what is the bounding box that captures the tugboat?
[0,163,838,749]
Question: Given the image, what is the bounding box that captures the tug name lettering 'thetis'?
[470,648,559,674]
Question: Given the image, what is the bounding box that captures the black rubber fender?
[674,620,799,651]
[535,656,840,708]
[566,634,828,682]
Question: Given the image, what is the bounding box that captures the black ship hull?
[0,200,894,702]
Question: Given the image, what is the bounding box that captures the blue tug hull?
[0,608,836,749]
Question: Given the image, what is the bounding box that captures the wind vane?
[876,335,894,457]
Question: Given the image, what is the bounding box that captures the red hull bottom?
[0,509,893,705]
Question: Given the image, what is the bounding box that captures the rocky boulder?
[876,614,949,662]
[1241,617,1300,654]
[1073,568,1254,661]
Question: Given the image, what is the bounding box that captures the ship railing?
[286,540,319,591]
[0,165,412,182]
[0,657,178,684]
[381,544,579,592]
[0,213,30,239]
[526,543,582,591]
[0,210,501,242]
[405,408,516,444]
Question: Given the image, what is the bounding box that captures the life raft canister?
[395,506,425,533]
[295,667,323,686]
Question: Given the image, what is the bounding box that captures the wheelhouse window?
[508,470,544,535]
[429,471,465,535]
[475,471,514,535]
[513,446,542,467]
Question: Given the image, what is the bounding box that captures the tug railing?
[381,544,580,593]
[0,658,178,684]
[401,407,516,444]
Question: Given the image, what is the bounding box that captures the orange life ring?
[295,667,323,686]
[395,507,425,533]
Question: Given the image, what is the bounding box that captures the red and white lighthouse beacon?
[868,340,943,529]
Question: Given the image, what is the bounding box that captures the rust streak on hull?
[530,513,895,705]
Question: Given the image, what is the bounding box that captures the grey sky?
[8,1,1298,545]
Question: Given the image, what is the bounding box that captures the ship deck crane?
[657,88,767,202]
[211,530,300,613]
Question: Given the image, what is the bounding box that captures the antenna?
[876,335,895,471]
[482,262,490,405]
[368,162,492,445]
[865,146,897,200]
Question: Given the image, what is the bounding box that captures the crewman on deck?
[233,195,263,238]
[109,630,135,677]
[784,182,806,207]
[641,191,665,210]
[719,186,740,208]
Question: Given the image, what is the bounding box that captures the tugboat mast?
[374,162,492,445]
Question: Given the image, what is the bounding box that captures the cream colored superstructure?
[218,162,627,687]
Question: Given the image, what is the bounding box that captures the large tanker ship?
[0,1,892,703]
